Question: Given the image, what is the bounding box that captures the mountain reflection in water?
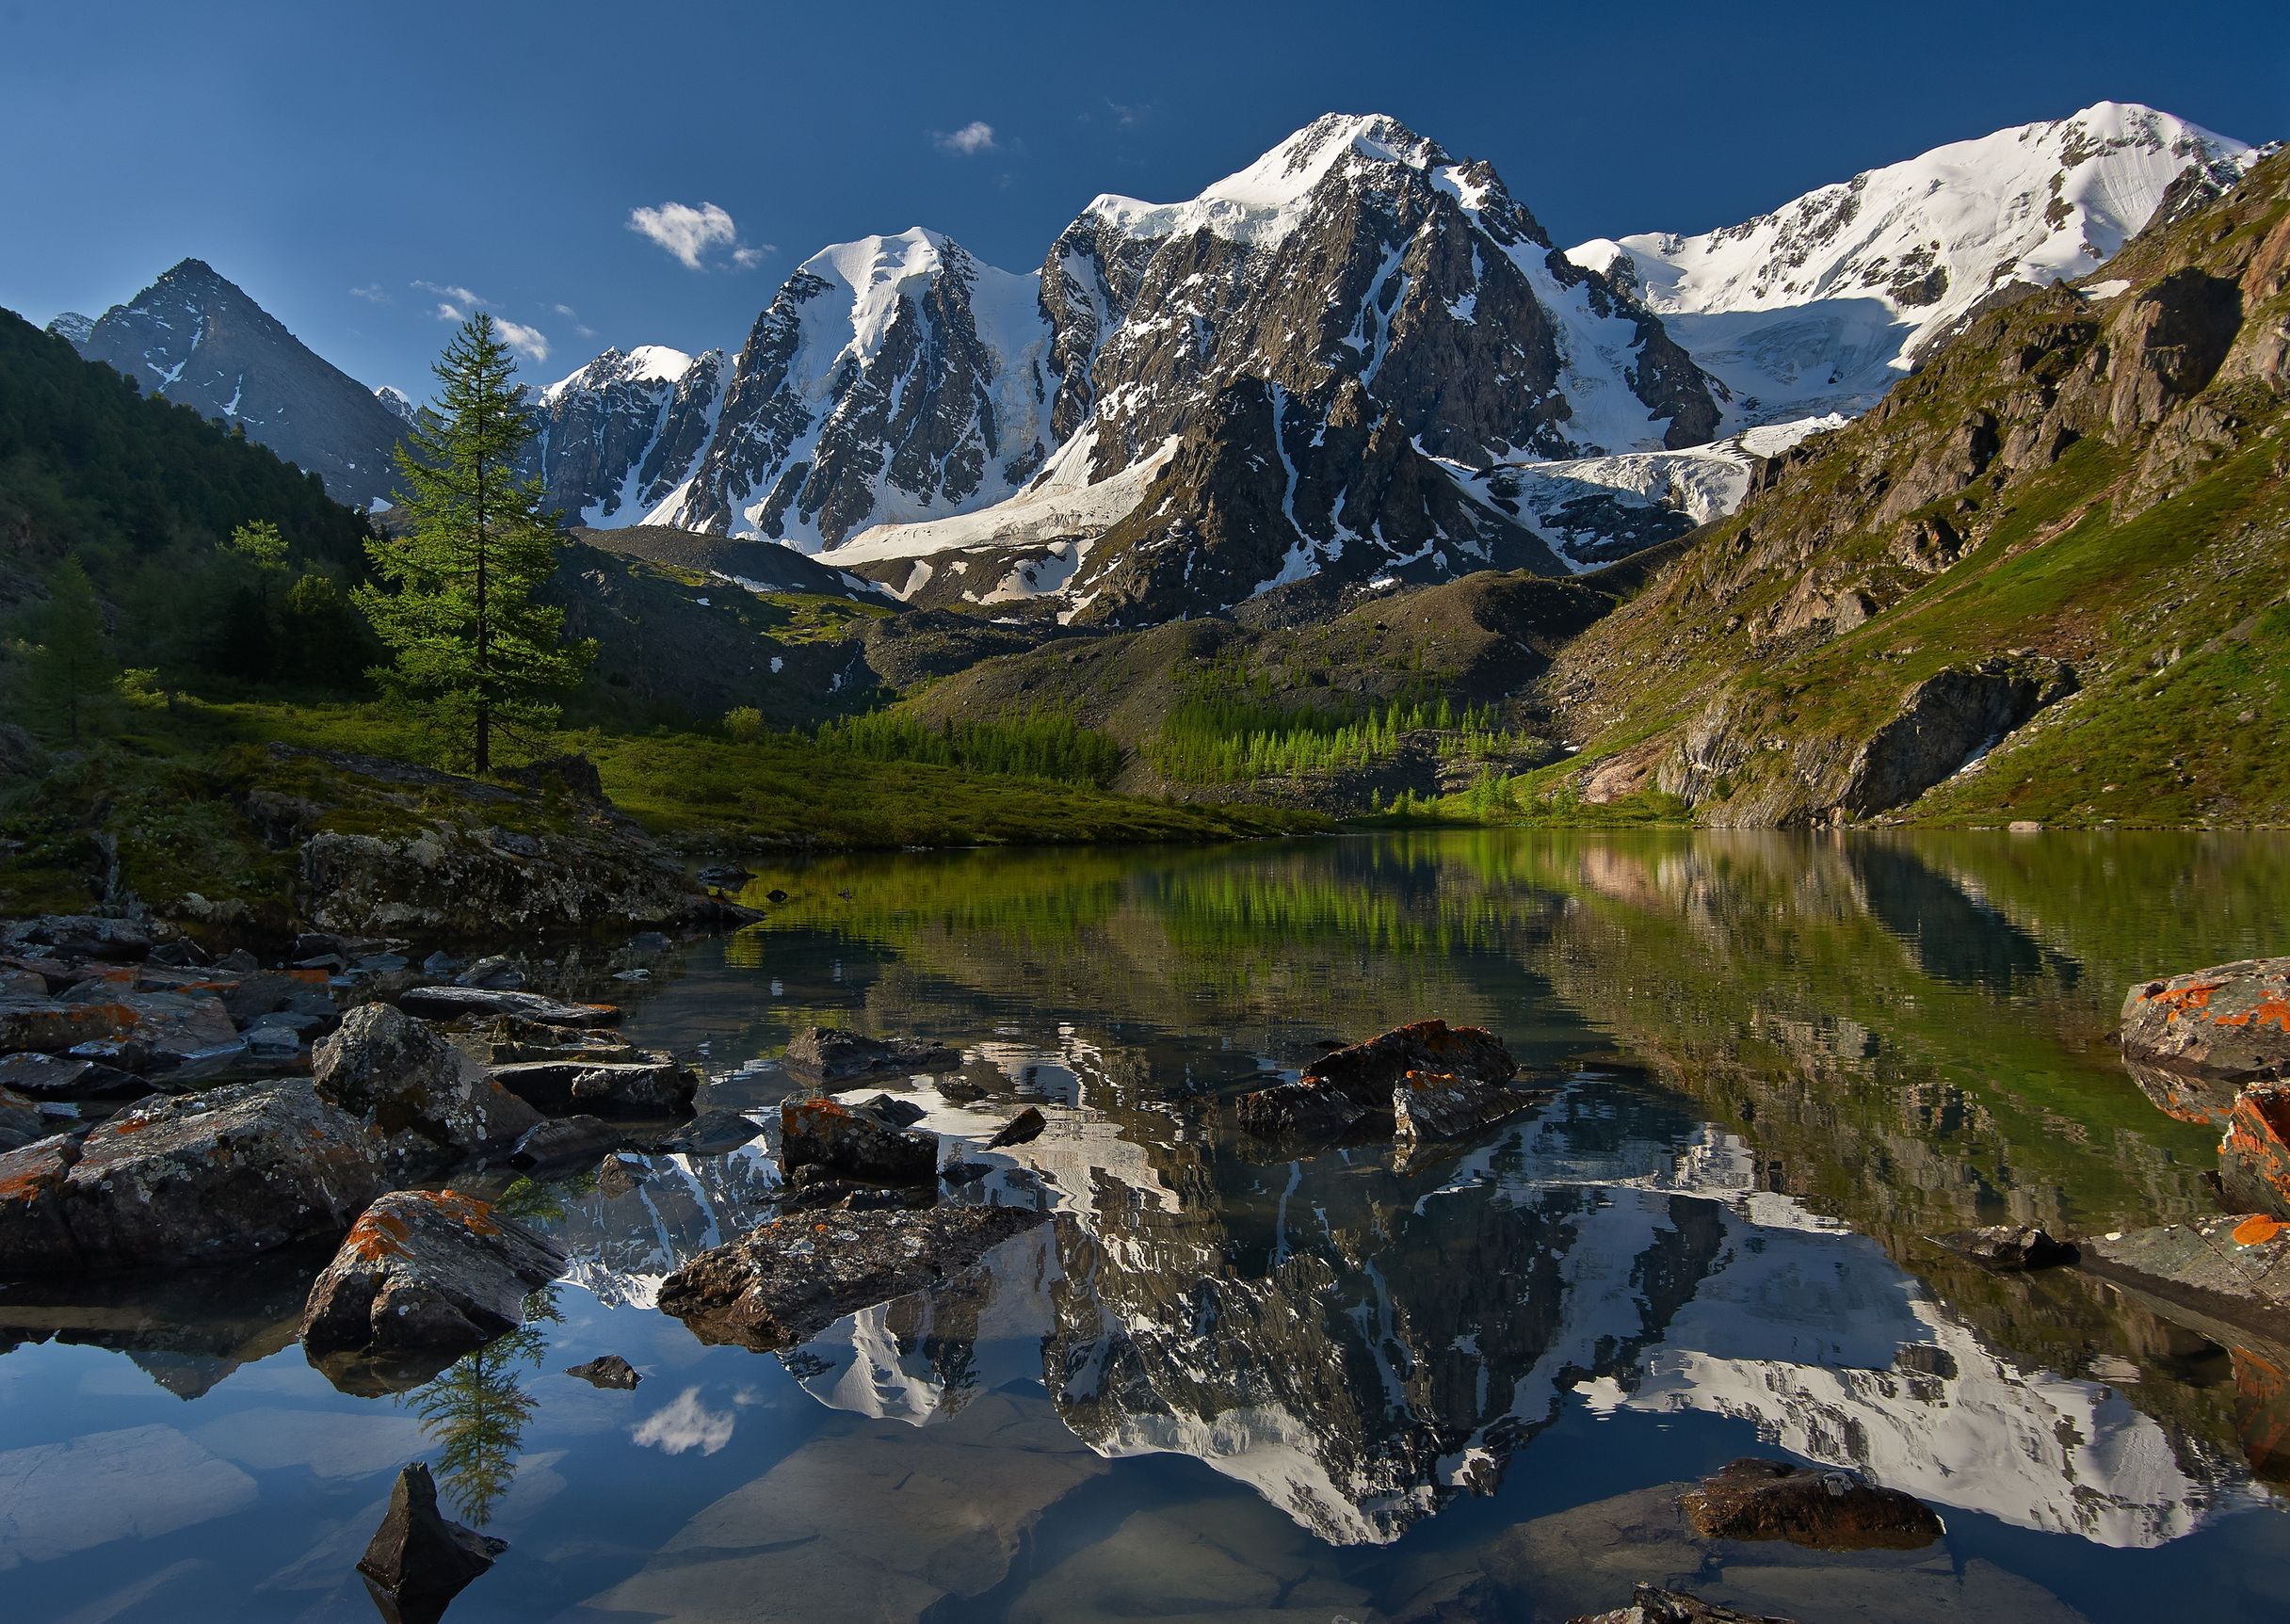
[5,830,2289,1623]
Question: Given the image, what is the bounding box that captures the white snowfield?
[1569,102,2253,425]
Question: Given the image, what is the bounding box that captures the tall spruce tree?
[355,314,592,772]
[29,555,114,744]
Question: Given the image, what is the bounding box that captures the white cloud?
[413,279,486,307]
[348,283,389,303]
[733,243,772,269]
[627,200,746,270]
[492,316,551,364]
[934,120,997,155]
[554,302,597,338]
[632,1388,734,1456]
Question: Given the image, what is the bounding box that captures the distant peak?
[45,312,94,346]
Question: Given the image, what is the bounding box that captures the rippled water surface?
[6,830,2290,1623]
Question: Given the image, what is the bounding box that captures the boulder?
[595,1152,649,1198]
[1568,1587,1801,1624]
[782,1095,938,1187]
[1680,1458,1943,1550]
[489,1055,697,1118]
[358,1461,506,1624]
[2121,957,2290,1084]
[0,1053,144,1101]
[566,1353,641,1389]
[657,1109,766,1154]
[301,1189,565,1375]
[1236,1020,1518,1142]
[987,1106,1047,1149]
[1934,1223,2077,1270]
[856,1092,927,1129]
[658,1204,1050,1352]
[314,1004,539,1176]
[2081,1214,2290,1343]
[0,1086,41,1151]
[45,987,240,1064]
[2,915,153,962]
[0,1081,383,1276]
[509,1114,625,1169]
[782,1026,960,1081]
[2220,1085,2290,1220]
[453,954,525,990]
[0,994,139,1056]
[399,985,621,1026]
[1394,1067,1538,1143]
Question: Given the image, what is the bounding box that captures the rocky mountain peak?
[44,311,94,346]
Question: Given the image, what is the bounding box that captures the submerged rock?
[782,1026,960,1081]
[314,1004,539,1176]
[2220,1085,2290,1220]
[508,1114,625,1169]
[987,1105,1047,1149]
[1236,1020,1520,1143]
[1934,1223,2077,1270]
[782,1095,938,1188]
[399,986,621,1026]
[1568,1587,1801,1624]
[658,1203,1049,1352]
[488,1054,697,1118]
[2121,957,2290,1084]
[358,1461,506,1624]
[301,1189,564,1382]
[0,1081,383,1276]
[2081,1214,2290,1342]
[1680,1457,1943,1550]
[856,1092,927,1129]
[566,1353,641,1389]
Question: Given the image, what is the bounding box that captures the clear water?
[5,829,2289,1623]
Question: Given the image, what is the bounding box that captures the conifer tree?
[29,555,114,744]
[355,314,592,772]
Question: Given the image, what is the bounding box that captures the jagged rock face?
[1078,116,1719,475]
[71,259,410,510]
[669,230,1054,548]
[1068,378,1564,626]
[523,346,727,527]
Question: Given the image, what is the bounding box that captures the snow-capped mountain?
[44,312,94,346]
[521,344,728,527]
[660,229,1057,546]
[65,259,411,511]
[373,384,417,424]
[1568,102,2255,426]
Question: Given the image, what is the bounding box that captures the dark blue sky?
[4,0,2282,395]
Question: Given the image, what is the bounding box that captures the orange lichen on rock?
[2232,1214,2284,1247]
[2217,994,2290,1034]
[415,1189,502,1235]
[345,1208,415,1262]
[2145,981,2223,1021]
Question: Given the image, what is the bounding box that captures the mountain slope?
[1536,145,2290,828]
[1571,102,2254,426]
[524,345,728,526]
[69,259,411,511]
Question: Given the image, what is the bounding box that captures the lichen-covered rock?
[1,915,153,962]
[358,1461,506,1623]
[1934,1223,2077,1270]
[301,1189,564,1373]
[2082,1214,2290,1343]
[1568,1587,1801,1624]
[398,986,621,1026]
[1393,1067,1537,1143]
[781,1095,938,1187]
[0,1081,383,1276]
[1680,1457,1943,1550]
[782,1026,961,1081]
[658,1204,1049,1352]
[2220,1085,2290,1221]
[2121,957,2290,1084]
[314,1004,539,1175]
[0,994,140,1056]
[0,1086,41,1151]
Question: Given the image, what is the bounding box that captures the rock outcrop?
[2080,1214,2290,1343]
[314,1004,539,1177]
[1235,1019,1523,1144]
[781,1096,939,1189]
[0,1082,382,1275]
[358,1461,506,1624]
[2121,957,2290,1084]
[657,1204,1049,1352]
[300,1189,564,1380]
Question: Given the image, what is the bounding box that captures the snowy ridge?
[1571,101,2254,424]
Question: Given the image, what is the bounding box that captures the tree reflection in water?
[403,1284,562,1525]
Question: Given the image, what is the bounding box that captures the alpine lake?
[4,829,2289,1623]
